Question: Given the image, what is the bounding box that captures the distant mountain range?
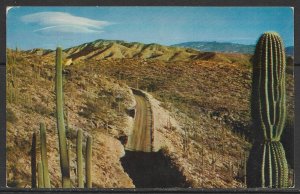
[26,39,250,63]
[172,41,294,56]
[24,39,293,64]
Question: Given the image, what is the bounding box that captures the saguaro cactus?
[40,123,51,188]
[247,32,289,188]
[86,136,93,188]
[77,129,84,188]
[55,47,71,188]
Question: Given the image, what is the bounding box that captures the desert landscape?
[6,38,294,188]
[6,7,294,189]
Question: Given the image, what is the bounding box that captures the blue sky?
[7,7,294,50]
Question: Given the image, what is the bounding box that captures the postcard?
[6,6,294,188]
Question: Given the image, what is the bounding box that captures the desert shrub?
[7,108,18,124]
[111,101,118,109]
[32,103,52,116]
[7,179,19,188]
[6,55,14,65]
[147,82,159,92]
[78,99,102,119]
[66,127,78,141]
[77,79,87,90]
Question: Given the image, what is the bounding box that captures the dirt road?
[126,93,152,152]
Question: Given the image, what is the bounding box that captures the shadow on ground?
[120,150,190,188]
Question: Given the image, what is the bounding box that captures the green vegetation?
[55,47,71,188]
[86,136,93,188]
[31,132,37,188]
[76,129,84,188]
[6,108,18,124]
[37,162,44,188]
[40,123,51,188]
[25,48,95,188]
[247,32,289,188]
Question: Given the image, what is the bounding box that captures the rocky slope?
[7,50,135,188]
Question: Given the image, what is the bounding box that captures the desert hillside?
[28,39,253,63]
[6,40,294,188]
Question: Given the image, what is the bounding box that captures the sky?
[7,7,294,50]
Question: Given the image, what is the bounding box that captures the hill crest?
[24,39,252,64]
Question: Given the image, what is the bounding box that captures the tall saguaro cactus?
[55,47,71,188]
[247,32,289,188]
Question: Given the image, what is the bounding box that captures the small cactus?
[40,123,51,188]
[247,32,289,188]
[77,129,84,188]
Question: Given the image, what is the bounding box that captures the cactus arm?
[40,123,51,188]
[55,47,71,188]
[252,36,267,140]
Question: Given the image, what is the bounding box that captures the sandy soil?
[126,93,152,152]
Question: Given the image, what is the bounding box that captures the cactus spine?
[40,123,51,188]
[247,32,289,188]
[86,136,93,188]
[55,47,71,188]
[77,129,84,188]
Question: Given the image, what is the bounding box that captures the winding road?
[126,92,152,152]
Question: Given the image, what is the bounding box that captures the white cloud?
[33,25,103,34]
[21,12,110,34]
[6,6,20,14]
